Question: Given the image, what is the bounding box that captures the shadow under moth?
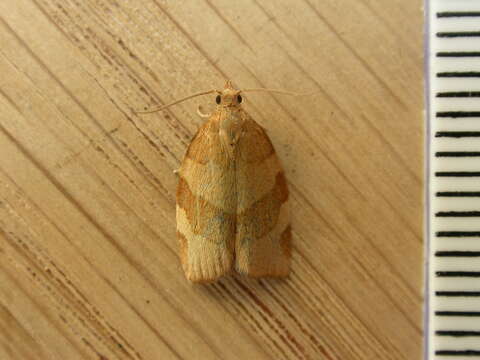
[140,81,297,283]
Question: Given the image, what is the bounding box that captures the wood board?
[0,1,423,359]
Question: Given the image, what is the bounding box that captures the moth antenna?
[241,88,316,96]
[136,89,217,114]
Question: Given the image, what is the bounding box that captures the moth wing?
[235,117,291,277]
[176,116,236,282]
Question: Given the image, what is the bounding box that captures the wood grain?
[0,0,423,359]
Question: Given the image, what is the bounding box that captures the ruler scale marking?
[428,1,480,358]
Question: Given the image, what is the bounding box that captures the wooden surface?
[0,1,423,359]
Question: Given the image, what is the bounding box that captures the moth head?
[215,81,243,107]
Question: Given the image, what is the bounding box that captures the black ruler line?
[436,211,480,217]
[436,152,480,157]
[437,52,480,57]
[436,172,480,177]
[437,12,480,18]
[436,349,480,356]
[437,72,480,78]
[436,291,480,297]
[437,31,480,38]
[436,271,480,277]
[437,91,480,98]
[436,131,480,138]
[437,330,480,337]
[436,311,480,316]
[436,251,480,257]
[437,111,480,118]
[437,231,480,237]
[437,192,480,197]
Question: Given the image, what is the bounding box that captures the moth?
[140,81,294,282]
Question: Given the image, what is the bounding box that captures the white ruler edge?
[427,1,480,359]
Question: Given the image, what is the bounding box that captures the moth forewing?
[176,114,236,283]
[233,114,291,278]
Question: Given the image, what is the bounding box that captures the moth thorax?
[220,110,243,132]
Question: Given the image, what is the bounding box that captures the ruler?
[427,0,480,359]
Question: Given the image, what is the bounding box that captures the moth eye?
[216,95,221,104]
[237,95,243,103]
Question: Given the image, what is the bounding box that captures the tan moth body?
[140,81,291,282]
[174,81,291,283]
